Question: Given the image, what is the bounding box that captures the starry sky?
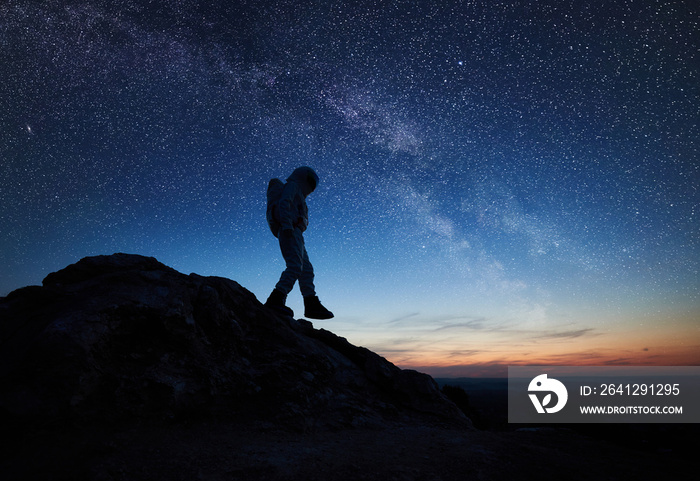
[2,0,699,376]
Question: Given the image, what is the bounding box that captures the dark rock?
[0,253,468,430]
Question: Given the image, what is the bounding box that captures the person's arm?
[277,182,298,232]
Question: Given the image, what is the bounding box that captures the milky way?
[1,0,698,374]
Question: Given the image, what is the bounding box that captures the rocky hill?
[0,254,693,480]
[0,253,466,431]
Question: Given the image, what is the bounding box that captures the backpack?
[266,178,285,237]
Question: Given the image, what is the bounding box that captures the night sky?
[2,0,698,376]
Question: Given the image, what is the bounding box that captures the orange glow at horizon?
[370,319,700,378]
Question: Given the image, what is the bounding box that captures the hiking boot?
[264,289,294,317]
[304,296,334,320]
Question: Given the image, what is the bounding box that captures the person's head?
[288,166,319,197]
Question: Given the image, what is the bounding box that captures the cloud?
[388,312,421,324]
[445,350,483,359]
[382,311,507,333]
[603,358,636,366]
[532,328,596,340]
[433,318,489,331]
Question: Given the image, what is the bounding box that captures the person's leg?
[298,241,333,319]
[298,241,316,298]
[269,229,333,319]
[274,229,304,295]
[265,229,302,316]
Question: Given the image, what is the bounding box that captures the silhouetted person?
[265,166,334,319]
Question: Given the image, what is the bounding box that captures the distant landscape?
[436,378,509,429]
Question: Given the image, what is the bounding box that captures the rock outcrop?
[0,253,467,430]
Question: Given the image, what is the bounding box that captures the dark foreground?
[2,416,694,481]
